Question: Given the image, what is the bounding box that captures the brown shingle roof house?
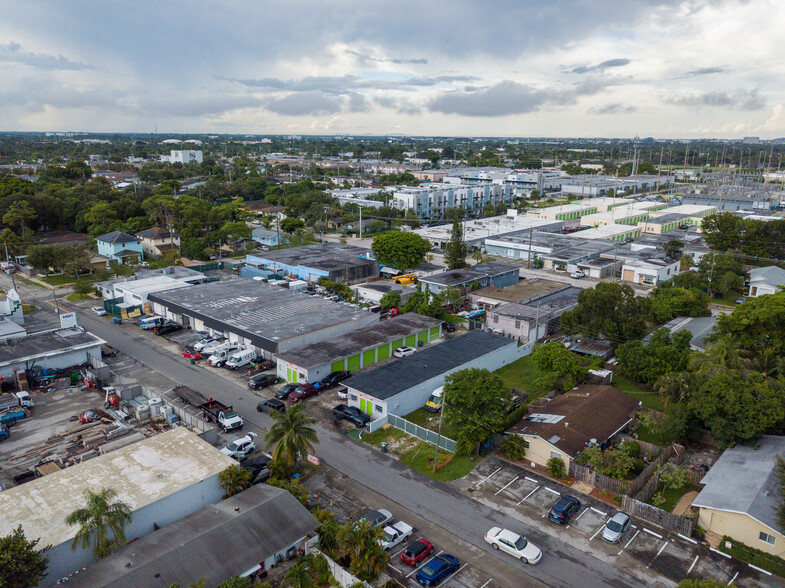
[508,385,639,470]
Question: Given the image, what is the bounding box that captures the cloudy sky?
[1,0,784,138]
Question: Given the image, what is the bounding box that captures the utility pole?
[432,389,446,472]
[533,302,541,345]
[527,228,534,269]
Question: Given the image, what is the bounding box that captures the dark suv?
[321,370,351,389]
[248,373,279,390]
[256,398,286,413]
[154,322,183,336]
[548,495,581,524]
[332,404,370,427]
[274,384,298,400]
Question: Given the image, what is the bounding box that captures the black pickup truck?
[332,404,370,428]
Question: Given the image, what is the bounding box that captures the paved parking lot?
[460,457,776,587]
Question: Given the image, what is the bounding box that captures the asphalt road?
[46,298,649,588]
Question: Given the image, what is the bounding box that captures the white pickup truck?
[379,521,413,551]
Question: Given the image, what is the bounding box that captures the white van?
[225,349,257,370]
[207,345,242,368]
[139,316,165,330]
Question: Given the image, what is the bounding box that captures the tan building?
[507,385,639,471]
[694,435,785,557]
[137,227,180,258]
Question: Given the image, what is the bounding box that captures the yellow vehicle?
[394,273,418,286]
[425,387,443,413]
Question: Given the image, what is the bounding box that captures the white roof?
[528,204,594,215]
[654,204,717,216]
[567,225,637,239]
[113,276,193,297]
[414,215,560,242]
[0,428,235,549]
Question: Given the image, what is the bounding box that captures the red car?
[183,350,202,360]
[401,538,434,566]
[287,383,321,403]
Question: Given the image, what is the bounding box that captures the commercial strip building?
[694,435,785,557]
[148,279,379,357]
[351,281,417,305]
[0,428,236,583]
[246,244,378,284]
[637,213,690,234]
[527,203,598,221]
[69,483,319,588]
[580,207,653,228]
[577,197,633,212]
[418,261,521,294]
[485,231,580,262]
[569,224,642,241]
[0,327,105,380]
[345,330,523,419]
[96,266,206,300]
[275,313,441,383]
[507,385,639,471]
[111,276,194,307]
[412,212,563,249]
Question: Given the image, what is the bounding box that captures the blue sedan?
[416,553,460,586]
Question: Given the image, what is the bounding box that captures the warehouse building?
[0,428,236,584]
[413,212,563,249]
[0,327,105,380]
[148,279,379,357]
[577,197,633,211]
[566,224,642,241]
[527,203,597,221]
[485,232,580,262]
[246,243,378,284]
[418,261,520,294]
[345,330,524,419]
[637,213,691,234]
[580,207,652,228]
[111,276,194,307]
[275,313,441,383]
[96,266,205,299]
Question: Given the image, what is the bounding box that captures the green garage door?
[330,359,345,373]
[405,334,416,347]
[418,331,428,345]
[359,398,373,416]
[347,354,361,371]
[377,344,390,360]
[429,326,440,339]
[287,368,298,383]
[362,348,376,366]
[391,338,403,350]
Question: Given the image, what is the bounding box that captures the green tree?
[441,286,463,311]
[616,329,693,385]
[180,237,208,260]
[337,521,388,582]
[371,231,431,270]
[264,403,318,468]
[313,508,340,556]
[218,465,252,498]
[443,368,512,454]
[560,282,649,344]
[280,217,306,236]
[649,286,709,324]
[64,488,132,561]
[379,290,401,310]
[775,456,785,532]
[444,215,468,270]
[282,560,314,588]
[26,245,60,275]
[3,200,37,233]
[0,525,50,588]
[713,292,785,355]
[652,465,688,506]
[580,446,637,480]
[73,279,94,298]
[502,435,527,461]
[547,456,567,478]
[664,239,685,259]
[532,342,587,390]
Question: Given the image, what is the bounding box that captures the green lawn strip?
[359,427,407,447]
[633,424,673,446]
[646,482,701,512]
[403,407,460,440]
[22,304,38,314]
[720,536,785,578]
[41,274,77,286]
[710,291,744,307]
[17,277,47,289]
[66,293,93,302]
[494,354,551,399]
[400,442,481,481]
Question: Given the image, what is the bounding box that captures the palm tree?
[312,508,339,556]
[282,559,314,588]
[337,521,387,582]
[218,465,252,497]
[295,227,306,245]
[65,488,132,561]
[337,521,366,562]
[264,403,318,468]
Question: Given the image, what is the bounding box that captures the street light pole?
[432,390,446,472]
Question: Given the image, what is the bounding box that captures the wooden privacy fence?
[621,495,696,536]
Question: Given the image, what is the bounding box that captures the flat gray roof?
[248,243,374,272]
[645,213,689,224]
[148,279,377,352]
[644,316,717,351]
[694,435,785,535]
[420,261,519,287]
[277,313,440,369]
[0,328,103,365]
[347,330,514,400]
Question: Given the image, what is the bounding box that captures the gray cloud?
[265,91,343,116]
[345,49,427,65]
[347,93,370,113]
[137,95,263,117]
[229,74,476,94]
[683,66,727,77]
[665,88,766,110]
[0,41,93,70]
[428,79,609,117]
[375,96,422,116]
[590,103,638,115]
[572,58,631,74]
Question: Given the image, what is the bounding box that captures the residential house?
[748,266,785,298]
[326,217,344,230]
[418,261,520,295]
[507,385,639,471]
[485,287,580,343]
[251,228,285,248]
[136,227,180,258]
[620,258,679,285]
[96,231,144,265]
[694,435,785,557]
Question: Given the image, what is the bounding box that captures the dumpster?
[380,442,388,453]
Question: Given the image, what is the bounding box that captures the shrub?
[502,404,528,431]
[621,441,641,459]
[502,435,527,461]
[547,456,567,479]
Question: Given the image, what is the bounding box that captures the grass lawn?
[66,293,93,301]
[17,277,46,289]
[710,291,744,307]
[41,274,76,286]
[359,426,407,447]
[494,354,552,399]
[401,442,481,482]
[647,482,702,512]
[403,407,460,440]
[612,375,667,412]
[22,304,37,314]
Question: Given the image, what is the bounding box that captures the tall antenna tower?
[630,135,640,177]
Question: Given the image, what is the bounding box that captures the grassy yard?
[646,482,701,512]
[710,291,744,307]
[401,442,481,482]
[66,293,93,301]
[22,304,37,314]
[494,354,552,399]
[403,407,461,440]
[17,276,46,289]
[41,274,76,286]
[612,374,667,412]
[358,426,407,448]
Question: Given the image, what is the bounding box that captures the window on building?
[760,532,776,545]
[550,451,561,459]
[350,394,358,401]
[375,405,384,414]
[515,320,521,329]
[493,315,499,324]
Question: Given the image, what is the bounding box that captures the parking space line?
[589,507,607,516]
[479,579,492,588]
[543,486,560,496]
[710,547,732,559]
[575,508,588,521]
[646,540,668,566]
[406,550,443,577]
[618,529,640,555]
[524,476,538,483]
[687,555,699,575]
[590,524,605,541]
[475,467,501,487]
[495,475,519,495]
[678,533,698,545]
[391,545,408,558]
[642,527,663,539]
[729,571,739,585]
[518,485,540,505]
[454,562,470,575]
[749,563,773,576]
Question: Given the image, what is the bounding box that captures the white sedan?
[220,432,257,460]
[91,306,107,316]
[484,527,542,564]
[393,346,416,358]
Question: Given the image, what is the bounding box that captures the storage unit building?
[246,243,378,284]
[0,328,105,381]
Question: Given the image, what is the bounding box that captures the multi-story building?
[163,150,203,165]
[392,182,512,219]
